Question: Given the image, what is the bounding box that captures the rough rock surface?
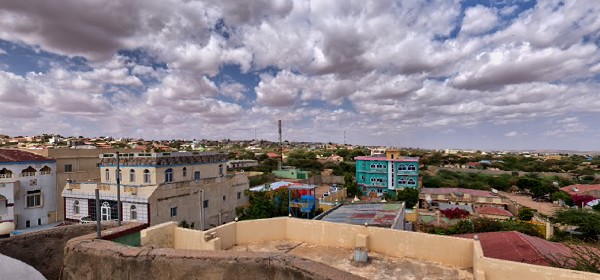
[62,238,363,280]
[0,222,119,280]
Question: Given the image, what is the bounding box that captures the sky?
[0,0,600,151]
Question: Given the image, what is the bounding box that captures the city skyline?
[1,1,600,150]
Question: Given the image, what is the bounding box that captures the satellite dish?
[491,188,499,194]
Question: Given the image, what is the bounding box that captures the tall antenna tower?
[278,120,283,170]
[344,130,346,146]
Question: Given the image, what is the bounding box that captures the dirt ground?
[229,241,473,280]
[500,191,563,216]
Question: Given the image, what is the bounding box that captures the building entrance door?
[101,202,111,221]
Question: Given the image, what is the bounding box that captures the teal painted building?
[355,151,419,198]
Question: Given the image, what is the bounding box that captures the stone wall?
[63,235,362,280]
[0,222,119,280]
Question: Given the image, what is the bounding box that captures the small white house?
[0,149,57,231]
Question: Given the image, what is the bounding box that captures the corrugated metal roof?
[321,204,403,227]
[0,149,54,163]
[455,231,572,266]
[475,206,513,217]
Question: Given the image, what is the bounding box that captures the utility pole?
[278,120,283,170]
[344,130,346,146]
[95,189,101,239]
[116,152,121,226]
[200,189,205,231]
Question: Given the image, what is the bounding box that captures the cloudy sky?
[0,0,599,150]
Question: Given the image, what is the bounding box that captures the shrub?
[440,208,470,219]
[518,208,535,221]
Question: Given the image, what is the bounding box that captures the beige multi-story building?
[26,148,138,221]
[62,151,249,229]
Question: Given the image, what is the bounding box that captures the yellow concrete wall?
[141,218,596,279]
[472,241,599,280]
[286,219,473,268]
[213,222,236,250]
[234,218,287,244]
[174,227,205,250]
[140,221,176,248]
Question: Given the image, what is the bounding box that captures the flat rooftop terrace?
[228,240,472,280]
[320,203,403,227]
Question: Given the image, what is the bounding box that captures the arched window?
[0,168,13,179]
[182,167,187,177]
[129,169,135,182]
[74,200,80,214]
[40,166,52,175]
[408,164,416,171]
[165,168,173,183]
[399,177,407,185]
[101,202,111,221]
[21,166,36,177]
[143,169,150,184]
[105,169,110,182]
[408,178,416,185]
[398,164,407,171]
[130,205,137,220]
[370,164,375,168]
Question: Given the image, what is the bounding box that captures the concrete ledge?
[62,237,363,280]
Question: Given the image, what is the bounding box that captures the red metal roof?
[420,187,497,198]
[560,184,600,196]
[455,231,572,266]
[0,149,54,163]
[475,206,514,217]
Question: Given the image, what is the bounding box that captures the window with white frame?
[40,166,52,175]
[129,169,135,182]
[74,200,80,214]
[408,164,416,171]
[21,166,36,177]
[105,169,110,182]
[165,168,173,183]
[182,167,187,177]
[399,177,407,185]
[130,205,137,220]
[398,164,407,171]
[143,169,150,184]
[26,190,42,208]
[408,178,416,185]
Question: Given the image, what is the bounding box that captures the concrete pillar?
[354,233,369,263]
[545,221,554,240]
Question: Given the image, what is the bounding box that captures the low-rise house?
[419,188,510,211]
[227,159,258,169]
[560,184,600,198]
[62,151,249,229]
[0,150,57,230]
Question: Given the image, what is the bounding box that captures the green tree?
[396,188,419,208]
[553,209,600,241]
[551,191,574,206]
[516,177,542,190]
[518,208,535,221]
